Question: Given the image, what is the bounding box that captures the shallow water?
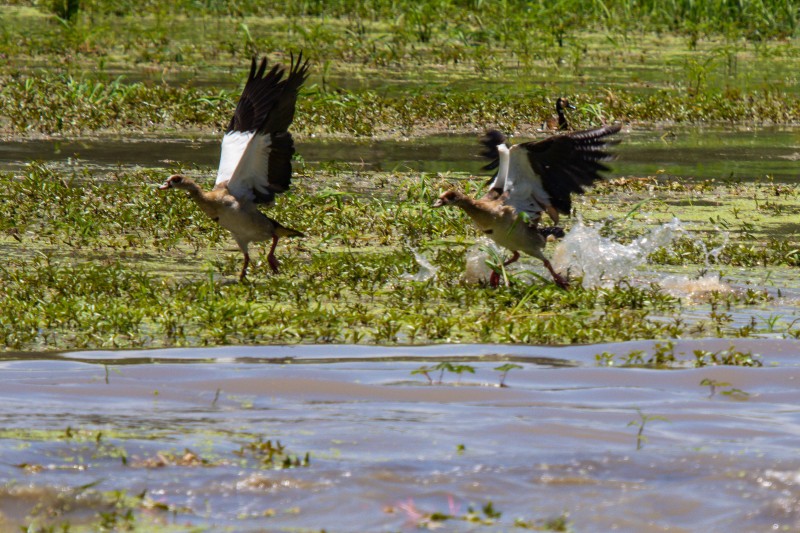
[2,127,800,181]
[1,341,799,531]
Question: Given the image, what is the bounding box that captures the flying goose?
[544,97,576,131]
[433,124,621,288]
[160,53,309,281]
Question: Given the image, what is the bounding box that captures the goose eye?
[172,176,183,184]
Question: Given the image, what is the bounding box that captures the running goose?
[160,53,309,281]
[544,97,576,131]
[433,124,621,288]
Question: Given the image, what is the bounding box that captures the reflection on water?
[2,127,800,181]
[0,340,799,531]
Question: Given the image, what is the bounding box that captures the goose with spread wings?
[160,53,309,281]
[433,124,621,288]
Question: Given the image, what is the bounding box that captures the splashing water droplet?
[551,218,687,288]
[660,273,733,302]
[463,237,503,284]
[401,248,438,282]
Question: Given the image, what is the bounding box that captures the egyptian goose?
[160,54,309,281]
[544,97,576,131]
[433,124,621,288]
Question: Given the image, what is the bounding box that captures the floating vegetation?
[0,162,796,351]
[628,409,669,451]
[2,1,800,137]
[700,378,751,399]
[390,498,570,531]
[233,437,310,470]
[595,341,763,368]
[411,361,477,385]
[3,424,311,531]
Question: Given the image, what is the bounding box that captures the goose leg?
[503,251,521,267]
[489,251,521,287]
[239,252,250,281]
[542,258,569,289]
[267,234,280,273]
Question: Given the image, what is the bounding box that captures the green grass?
[3,70,800,136]
[1,2,800,137]
[0,162,794,352]
[1,1,799,353]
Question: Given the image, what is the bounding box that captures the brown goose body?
[160,54,309,280]
[434,124,622,288]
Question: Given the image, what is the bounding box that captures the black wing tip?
[568,122,623,140]
[289,51,311,80]
[246,51,310,85]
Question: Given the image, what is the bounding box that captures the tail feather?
[276,226,304,238]
[538,226,565,239]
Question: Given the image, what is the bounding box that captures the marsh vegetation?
[1,162,798,352]
[1,1,800,531]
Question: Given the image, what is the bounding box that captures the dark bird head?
[479,129,508,171]
[556,97,576,112]
[433,190,466,208]
[159,174,194,191]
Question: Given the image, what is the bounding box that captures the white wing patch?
[502,145,550,221]
[216,131,255,186]
[215,131,274,203]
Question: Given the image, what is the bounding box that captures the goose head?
[433,190,468,208]
[556,97,576,112]
[159,174,196,191]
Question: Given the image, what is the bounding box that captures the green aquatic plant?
[0,163,795,351]
[693,348,762,367]
[233,436,310,469]
[700,378,750,399]
[628,409,669,451]
[410,362,476,385]
[700,378,730,398]
[494,363,523,387]
[395,497,570,531]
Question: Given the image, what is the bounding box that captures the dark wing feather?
[226,57,284,133]
[260,131,295,201]
[261,52,310,133]
[522,123,621,215]
[217,54,310,205]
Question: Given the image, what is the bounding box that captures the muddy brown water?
[1,340,799,531]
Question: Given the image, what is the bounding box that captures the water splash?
[660,273,733,301]
[695,229,730,267]
[550,217,735,298]
[551,217,685,288]
[463,237,503,284]
[401,248,438,282]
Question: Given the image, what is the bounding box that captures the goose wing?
[479,129,508,201]
[519,124,621,216]
[479,129,553,221]
[215,53,310,205]
[479,124,621,222]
